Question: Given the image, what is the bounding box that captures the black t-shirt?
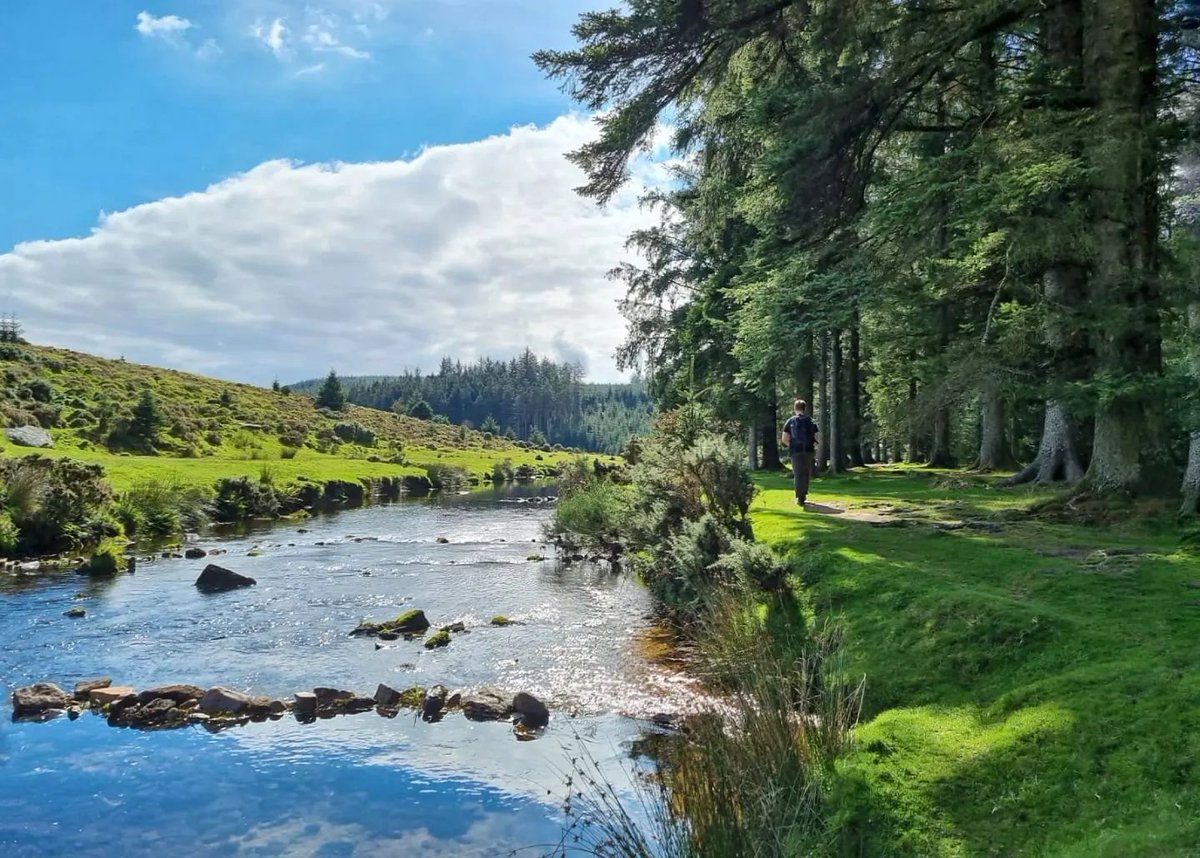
[784,414,818,452]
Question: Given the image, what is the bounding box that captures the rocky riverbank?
[12,678,553,738]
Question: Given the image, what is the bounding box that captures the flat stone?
[90,686,137,707]
[198,686,252,714]
[138,684,205,705]
[13,683,72,716]
[313,687,354,707]
[5,426,53,448]
[74,677,112,701]
[461,687,514,722]
[63,607,86,618]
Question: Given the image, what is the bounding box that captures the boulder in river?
[422,685,449,722]
[74,677,112,701]
[512,692,549,729]
[293,692,317,718]
[194,564,256,593]
[138,684,204,706]
[373,684,403,708]
[5,426,53,448]
[12,683,72,717]
[63,607,86,618]
[349,609,431,638]
[89,686,137,708]
[198,686,252,714]
[424,629,451,649]
[461,687,514,722]
[184,548,207,559]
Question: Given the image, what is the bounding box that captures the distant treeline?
[292,351,653,454]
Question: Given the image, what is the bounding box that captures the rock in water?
[349,609,430,638]
[198,686,252,714]
[89,686,138,708]
[293,692,318,717]
[184,548,207,559]
[373,684,403,708]
[12,683,72,716]
[513,692,549,729]
[194,564,256,593]
[138,684,204,705]
[422,685,449,722]
[5,426,52,448]
[461,687,514,722]
[74,677,112,701]
[63,607,86,618]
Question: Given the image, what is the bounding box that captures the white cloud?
[0,116,659,384]
[252,17,289,57]
[195,38,223,61]
[303,25,371,60]
[135,11,194,38]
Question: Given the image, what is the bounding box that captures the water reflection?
[0,486,675,856]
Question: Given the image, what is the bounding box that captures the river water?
[0,486,691,857]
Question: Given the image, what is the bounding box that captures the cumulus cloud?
[0,116,660,384]
[251,17,289,57]
[135,11,194,37]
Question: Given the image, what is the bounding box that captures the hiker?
[782,399,819,506]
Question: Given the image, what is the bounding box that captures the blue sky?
[0,2,660,384]
[0,1,592,250]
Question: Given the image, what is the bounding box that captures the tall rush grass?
[554,590,863,858]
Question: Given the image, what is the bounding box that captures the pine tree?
[130,388,166,447]
[408,399,433,421]
[316,370,346,411]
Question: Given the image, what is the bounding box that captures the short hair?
[794,399,808,413]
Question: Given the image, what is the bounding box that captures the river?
[0,485,691,857]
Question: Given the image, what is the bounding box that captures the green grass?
[0,343,617,492]
[750,469,1200,857]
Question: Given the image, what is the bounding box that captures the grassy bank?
[751,469,1200,856]
[0,343,615,492]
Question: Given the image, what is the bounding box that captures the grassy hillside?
[751,471,1199,856]
[0,342,607,493]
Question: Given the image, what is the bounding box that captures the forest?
[292,351,654,454]
[535,0,1200,510]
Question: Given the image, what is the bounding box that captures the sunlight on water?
[0,488,687,856]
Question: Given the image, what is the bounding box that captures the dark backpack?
[787,415,816,452]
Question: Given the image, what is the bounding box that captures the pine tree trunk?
[829,329,845,474]
[1181,301,1200,515]
[760,388,783,470]
[818,332,830,471]
[977,388,1014,471]
[1006,400,1085,485]
[797,332,815,407]
[1080,0,1168,494]
[1182,432,1200,517]
[905,378,921,464]
[747,421,759,472]
[848,322,865,467]
[927,407,954,468]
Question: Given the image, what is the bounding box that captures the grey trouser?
[790,450,814,501]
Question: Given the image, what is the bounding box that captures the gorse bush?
[550,478,626,553]
[0,456,115,553]
[491,458,515,483]
[333,421,376,446]
[213,476,282,521]
[423,463,469,489]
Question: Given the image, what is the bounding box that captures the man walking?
[782,399,819,506]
